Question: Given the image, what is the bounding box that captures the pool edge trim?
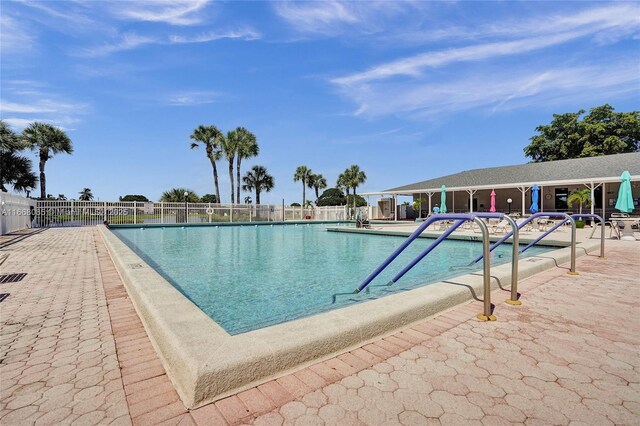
[97,225,600,409]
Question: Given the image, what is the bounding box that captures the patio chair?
[516,218,533,233]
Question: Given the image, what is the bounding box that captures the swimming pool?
[112,223,553,334]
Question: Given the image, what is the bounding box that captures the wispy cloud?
[341,60,639,119]
[164,90,220,106]
[332,2,640,87]
[333,31,594,86]
[387,3,640,45]
[0,14,36,53]
[80,28,260,57]
[274,1,358,34]
[1,82,89,131]
[274,0,417,37]
[112,0,211,26]
[330,4,640,119]
[2,117,80,131]
[79,33,159,57]
[169,29,261,44]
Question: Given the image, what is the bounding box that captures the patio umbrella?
[440,185,447,213]
[489,190,496,213]
[530,184,539,213]
[615,170,634,213]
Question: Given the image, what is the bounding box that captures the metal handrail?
[389,213,520,305]
[473,212,577,275]
[570,214,605,259]
[353,213,497,321]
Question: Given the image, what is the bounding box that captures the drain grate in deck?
[0,293,9,302]
[0,273,27,284]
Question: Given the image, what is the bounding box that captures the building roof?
[382,152,640,194]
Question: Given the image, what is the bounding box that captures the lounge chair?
[516,218,533,233]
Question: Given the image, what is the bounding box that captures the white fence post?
[133,202,137,224]
[161,202,164,224]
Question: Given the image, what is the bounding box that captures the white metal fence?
[1,193,36,235]
[22,201,359,228]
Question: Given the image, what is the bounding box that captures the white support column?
[466,189,477,213]
[518,186,530,215]
[540,187,544,212]
[602,182,606,219]
[394,194,398,222]
[584,182,602,217]
[427,192,433,214]
[452,191,455,213]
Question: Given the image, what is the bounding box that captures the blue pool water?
[112,223,553,334]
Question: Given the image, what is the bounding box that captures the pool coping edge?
[97,224,600,409]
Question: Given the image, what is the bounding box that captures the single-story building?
[363,152,640,220]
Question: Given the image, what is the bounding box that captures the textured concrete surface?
[98,223,600,408]
[0,228,130,425]
[1,227,638,426]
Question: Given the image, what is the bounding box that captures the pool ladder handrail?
[472,212,581,275]
[354,213,502,321]
[385,213,521,305]
[571,214,605,259]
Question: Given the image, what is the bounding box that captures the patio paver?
[1,227,639,426]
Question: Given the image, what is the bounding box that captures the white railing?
[1,193,36,235]
[27,201,356,227]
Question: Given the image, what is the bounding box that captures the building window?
[555,188,568,210]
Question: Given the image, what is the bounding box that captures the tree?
[524,104,640,162]
[336,172,350,199]
[308,173,327,201]
[293,166,313,207]
[340,165,367,210]
[221,130,240,203]
[567,188,592,215]
[242,165,274,205]
[0,151,37,193]
[160,188,199,202]
[244,196,252,204]
[22,122,73,199]
[345,165,367,196]
[119,195,150,202]
[0,120,37,193]
[79,188,94,201]
[190,125,223,204]
[316,188,346,206]
[235,127,259,204]
[346,194,367,207]
[58,194,67,200]
[290,202,301,207]
[200,194,218,203]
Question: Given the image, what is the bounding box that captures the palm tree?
[293,165,313,206]
[22,122,73,199]
[235,128,259,204]
[1,120,36,193]
[244,196,252,204]
[242,165,274,205]
[346,164,367,196]
[309,173,327,201]
[0,119,22,152]
[221,130,240,204]
[79,188,94,201]
[160,188,199,202]
[337,172,350,198]
[567,188,592,215]
[58,194,67,200]
[190,125,223,204]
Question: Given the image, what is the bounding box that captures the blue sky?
[1,1,639,203]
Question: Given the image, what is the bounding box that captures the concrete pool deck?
[97,224,601,408]
[0,227,638,425]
